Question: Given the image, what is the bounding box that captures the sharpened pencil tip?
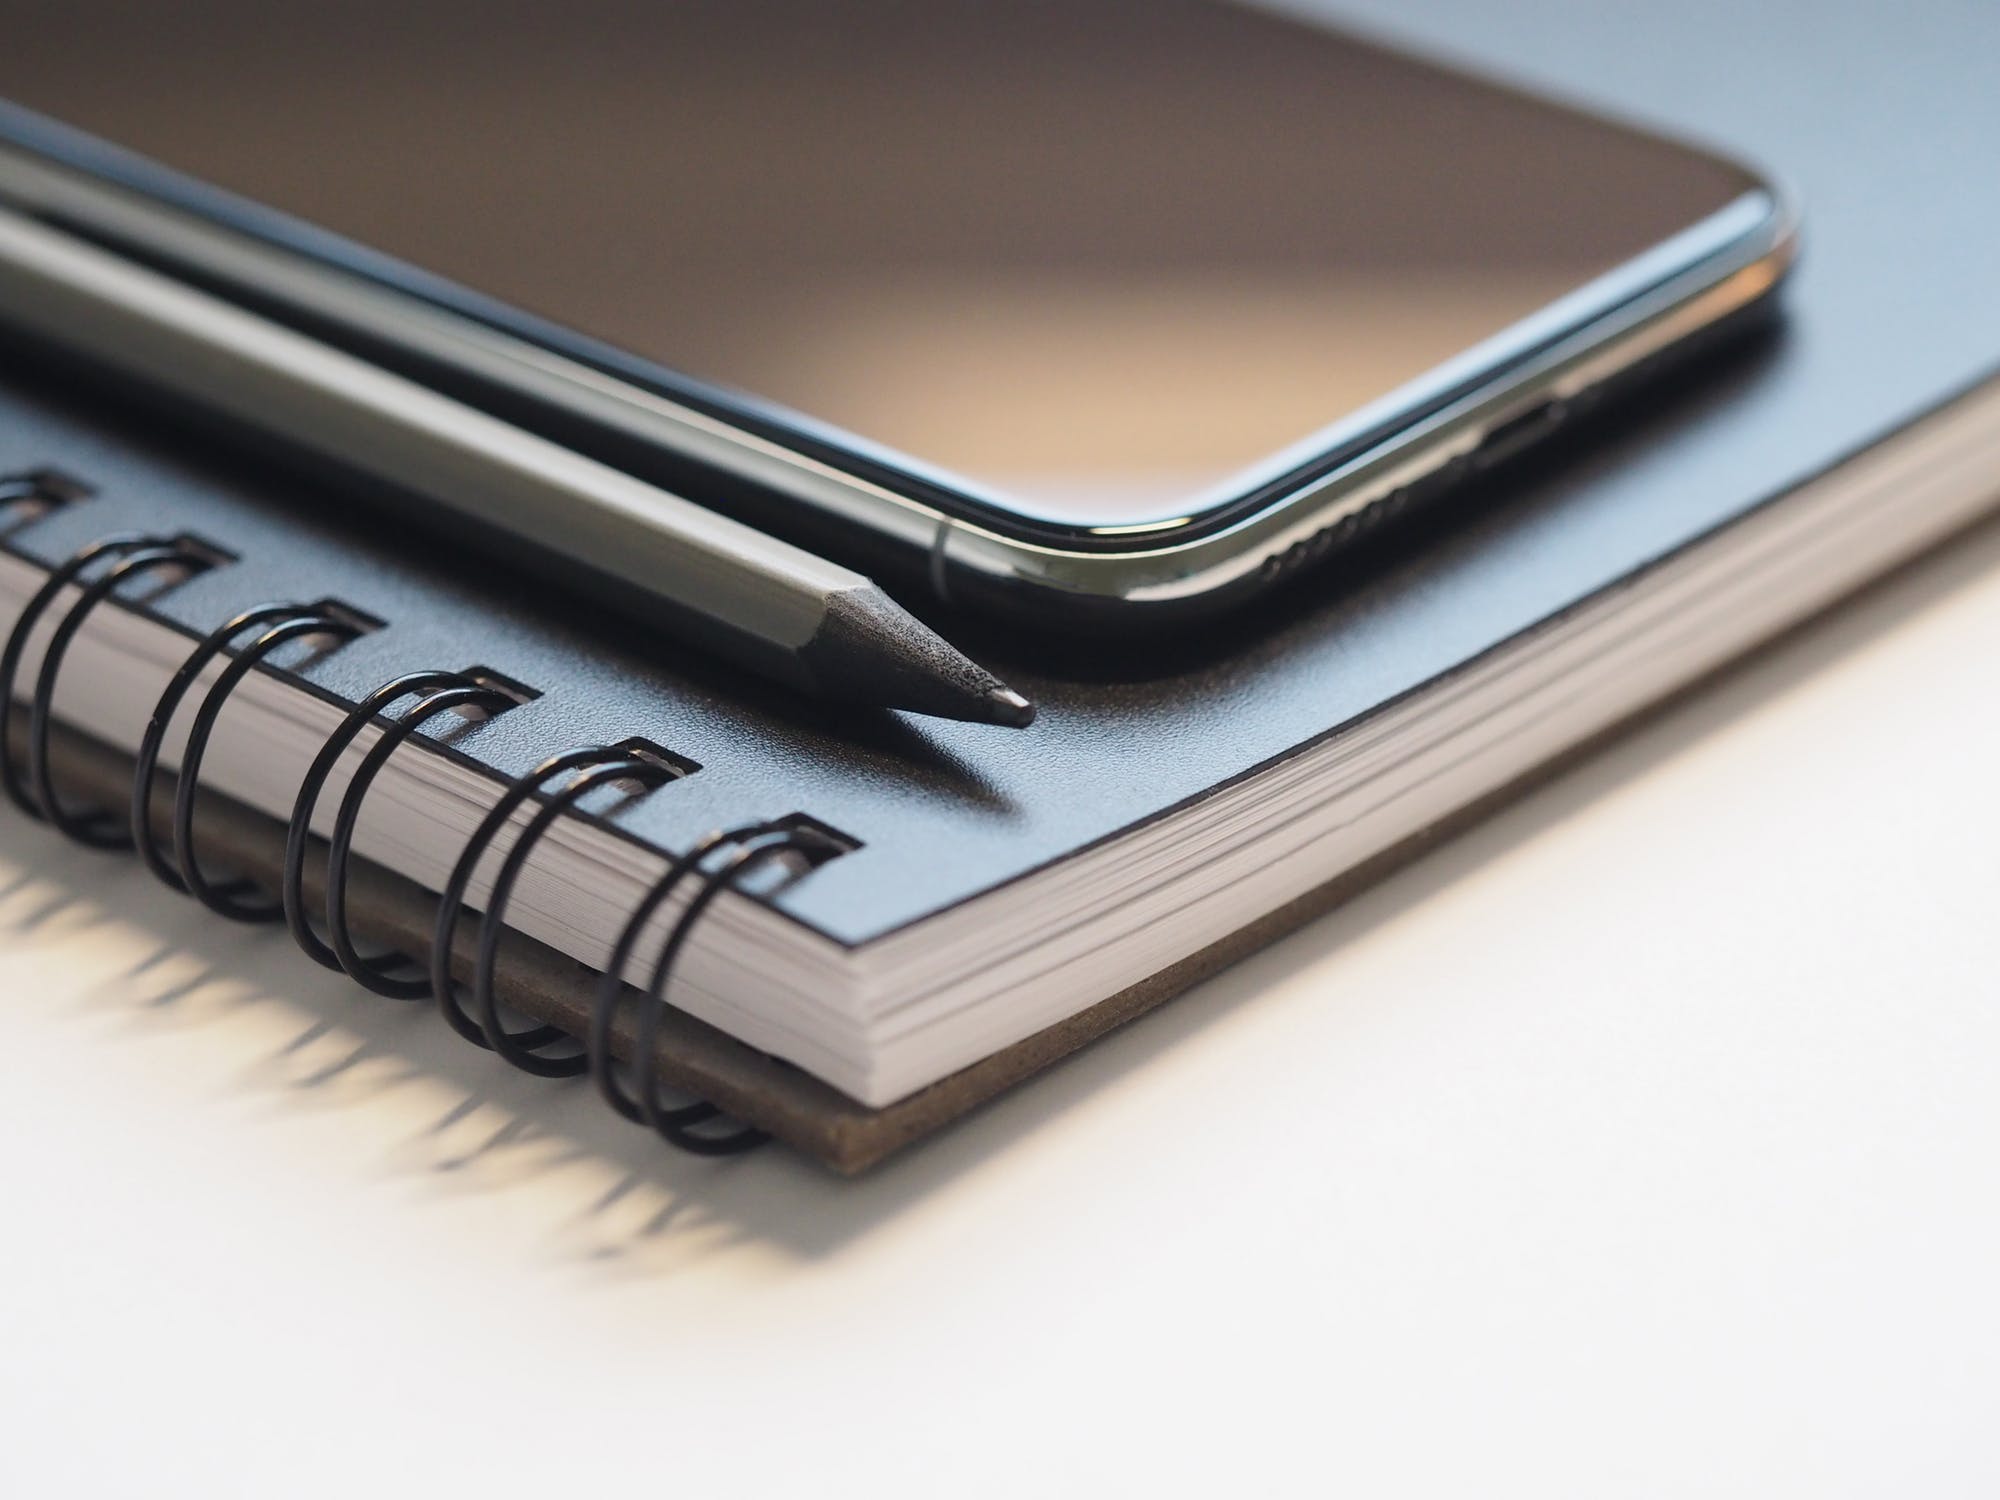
[982,685,1037,728]
[805,585,1039,725]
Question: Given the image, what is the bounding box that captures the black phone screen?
[0,1,1760,526]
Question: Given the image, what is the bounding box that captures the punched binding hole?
[220,596,379,683]
[612,736,700,783]
[171,534,240,570]
[711,815,857,903]
[772,812,861,863]
[0,467,92,530]
[308,598,386,636]
[462,665,542,707]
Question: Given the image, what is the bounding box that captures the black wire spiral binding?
[589,821,837,1154]
[430,747,672,1072]
[320,680,511,994]
[171,610,365,920]
[465,758,671,1074]
[589,822,779,1152]
[281,669,500,991]
[132,602,339,895]
[0,533,217,844]
[5,508,845,1160]
[283,681,833,1151]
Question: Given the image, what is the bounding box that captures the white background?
[4,512,1999,1497]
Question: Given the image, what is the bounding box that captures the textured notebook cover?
[2,0,1997,1171]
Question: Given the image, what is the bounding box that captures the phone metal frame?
[0,103,1796,624]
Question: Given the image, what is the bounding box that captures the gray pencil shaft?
[0,206,939,695]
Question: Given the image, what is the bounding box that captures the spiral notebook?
[4,328,1997,1171]
[5,0,2000,1173]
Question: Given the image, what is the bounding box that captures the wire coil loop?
[165,610,363,920]
[132,602,323,891]
[281,669,491,983]
[430,747,669,1068]
[591,822,833,1155]
[311,681,512,996]
[0,533,213,844]
[465,756,667,1074]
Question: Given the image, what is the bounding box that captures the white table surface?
[4,513,1998,1498]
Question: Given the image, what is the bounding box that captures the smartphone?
[0,0,1793,625]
